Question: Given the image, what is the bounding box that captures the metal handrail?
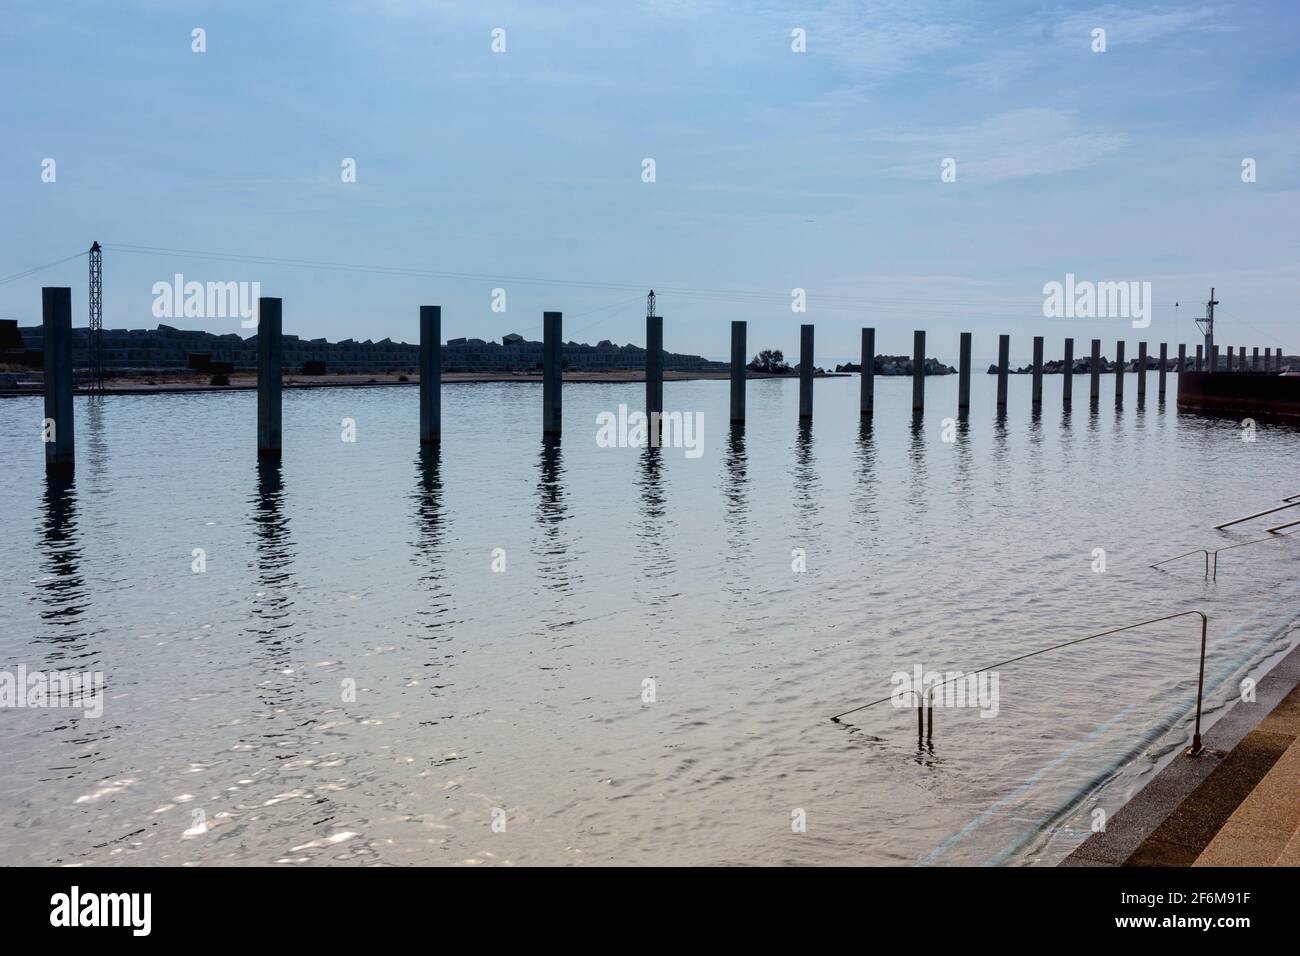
[830,610,1209,757]
[1150,549,1209,577]
[1215,500,1300,530]
[1152,535,1293,580]
[1212,534,1293,574]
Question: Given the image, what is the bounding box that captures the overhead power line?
[103,241,1049,312]
[0,250,89,286]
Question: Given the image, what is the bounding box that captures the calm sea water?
[2,372,1298,866]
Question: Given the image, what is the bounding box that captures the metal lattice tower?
[88,241,103,392]
[1195,286,1218,359]
[646,289,656,318]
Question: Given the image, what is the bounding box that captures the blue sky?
[2,0,1297,363]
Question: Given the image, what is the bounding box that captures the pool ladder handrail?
[1151,533,1295,580]
[1150,548,1209,577]
[1214,499,1300,530]
[831,610,1209,758]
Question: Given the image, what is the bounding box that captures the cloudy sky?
[2,0,1297,363]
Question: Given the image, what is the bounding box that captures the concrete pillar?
[419,305,441,443]
[1158,343,1167,399]
[646,314,663,419]
[1195,344,1203,371]
[799,324,814,419]
[912,330,925,411]
[543,311,562,435]
[860,327,875,417]
[1210,345,1219,373]
[257,296,282,457]
[1090,338,1101,400]
[958,332,972,409]
[1239,346,1246,371]
[729,320,746,423]
[1178,343,1186,373]
[42,287,74,472]
[1115,341,1125,400]
[997,334,1009,408]
[1137,341,1147,400]
[1226,345,1234,372]
[1253,346,1260,372]
[1266,348,1274,372]
[1062,337,1074,406]
[1031,335,1043,406]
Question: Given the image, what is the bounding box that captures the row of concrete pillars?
[37,288,1286,470]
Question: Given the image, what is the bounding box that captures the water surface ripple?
[1,374,1297,865]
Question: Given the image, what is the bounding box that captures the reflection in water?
[84,395,109,482]
[245,458,310,754]
[854,418,878,526]
[248,459,297,661]
[952,411,972,496]
[793,418,822,534]
[1133,386,1149,433]
[907,412,927,523]
[411,444,453,634]
[33,460,110,779]
[1057,406,1076,476]
[723,424,748,521]
[1087,396,1102,463]
[243,459,337,836]
[0,375,1296,868]
[1026,405,1045,496]
[990,410,1010,503]
[637,444,676,601]
[534,437,576,598]
[35,471,88,652]
[722,425,751,604]
[914,728,937,767]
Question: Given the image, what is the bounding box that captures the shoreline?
[0,368,853,397]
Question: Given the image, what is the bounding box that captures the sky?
[2,0,1298,364]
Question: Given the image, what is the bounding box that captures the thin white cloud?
[1053,4,1225,45]
[781,0,969,76]
[880,108,1125,183]
[638,0,725,18]
[946,4,1229,89]
[946,50,1042,90]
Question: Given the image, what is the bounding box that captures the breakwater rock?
[835,355,956,375]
